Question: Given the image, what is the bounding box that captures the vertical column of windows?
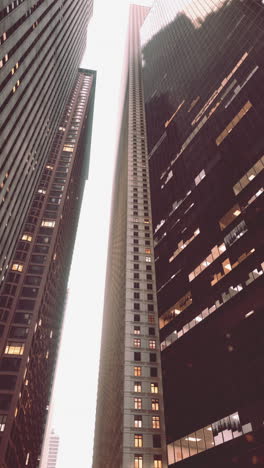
[124,7,165,468]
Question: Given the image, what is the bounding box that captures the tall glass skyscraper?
[0,0,93,280]
[93,5,167,468]
[0,68,96,468]
[0,5,96,460]
[141,0,264,466]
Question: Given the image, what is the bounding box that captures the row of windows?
[161,263,264,352]
[134,338,156,349]
[134,454,162,468]
[134,326,155,335]
[134,415,160,429]
[134,384,158,403]
[167,411,252,464]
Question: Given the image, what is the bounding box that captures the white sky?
[48,1,153,468]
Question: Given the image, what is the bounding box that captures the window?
[134,326,140,335]
[134,292,140,299]
[0,415,7,432]
[150,353,156,362]
[147,284,153,290]
[153,435,161,448]
[151,383,159,393]
[134,415,142,428]
[152,399,159,411]
[134,339,141,348]
[22,234,32,242]
[147,294,153,300]
[134,398,142,410]
[134,455,143,468]
[154,455,162,467]
[149,340,156,349]
[134,282,140,289]
[134,315,140,322]
[150,367,158,377]
[152,416,160,429]
[134,352,141,361]
[134,382,142,392]
[149,327,155,335]
[41,220,55,228]
[146,256,151,263]
[11,263,23,272]
[134,264,139,270]
[148,304,154,312]
[5,342,24,355]
[134,303,140,310]
[134,255,139,261]
[134,366,141,377]
[134,273,139,279]
[135,434,143,447]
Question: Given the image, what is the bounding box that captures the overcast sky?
[46,1,153,468]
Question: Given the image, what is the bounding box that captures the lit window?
[134,434,143,447]
[134,382,142,393]
[12,263,23,272]
[152,399,159,411]
[134,454,143,468]
[134,398,142,410]
[5,342,24,355]
[216,101,252,146]
[63,146,74,152]
[151,383,159,394]
[134,415,142,428]
[134,338,141,348]
[38,189,46,194]
[145,248,151,254]
[159,292,192,329]
[149,340,156,349]
[22,234,32,242]
[134,366,141,377]
[153,455,162,468]
[0,415,7,432]
[41,220,55,228]
[146,256,151,263]
[134,326,140,335]
[152,416,160,429]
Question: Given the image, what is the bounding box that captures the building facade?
[0,0,92,280]
[46,430,59,468]
[93,5,167,468]
[0,68,96,468]
[141,0,264,466]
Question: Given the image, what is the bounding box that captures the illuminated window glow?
[159,292,192,329]
[5,342,24,355]
[233,154,264,195]
[169,228,200,263]
[216,101,252,146]
[12,263,23,272]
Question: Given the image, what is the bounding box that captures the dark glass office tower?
[141,0,264,466]
[0,68,96,468]
[0,0,92,280]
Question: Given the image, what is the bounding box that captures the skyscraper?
[141,0,264,466]
[93,5,167,468]
[46,430,59,468]
[0,0,92,280]
[0,68,96,468]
